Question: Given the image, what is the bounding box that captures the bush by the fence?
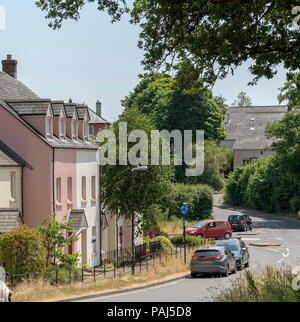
[0,225,47,276]
[152,236,173,251]
[170,235,213,246]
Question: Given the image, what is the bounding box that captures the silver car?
[190,246,237,277]
[0,268,11,302]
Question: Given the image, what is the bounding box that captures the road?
[79,206,300,302]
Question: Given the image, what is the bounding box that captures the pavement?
[64,204,300,302]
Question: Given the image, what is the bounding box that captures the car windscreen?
[228,215,242,221]
[194,250,220,257]
[192,221,207,228]
[216,242,239,251]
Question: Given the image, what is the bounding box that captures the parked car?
[228,214,253,232]
[215,238,250,270]
[0,272,12,302]
[190,246,237,277]
[186,220,232,240]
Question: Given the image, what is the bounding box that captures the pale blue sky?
[0,0,288,122]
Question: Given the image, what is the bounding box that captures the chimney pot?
[2,54,17,78]
[96,100,102,117]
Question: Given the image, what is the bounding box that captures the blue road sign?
[180,204,188,215]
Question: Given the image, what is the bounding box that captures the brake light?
[241,220,244,224]
[192,255,201,260]
[214,254,223,260]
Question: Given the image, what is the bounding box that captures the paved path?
[80,206,300,302]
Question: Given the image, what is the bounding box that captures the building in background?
[221,106,288,168]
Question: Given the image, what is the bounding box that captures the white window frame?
[59,117,65,139]
[72,119,77,140]
[46,117,52,138]
[10,172,16,201]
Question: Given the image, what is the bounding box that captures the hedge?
[161,183,213,221]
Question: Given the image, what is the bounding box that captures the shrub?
[0,225,47,276]
[164,184,213,221]
[170,235,214,246]
[152,235,173,251]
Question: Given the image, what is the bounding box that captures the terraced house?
[0,55,102,267]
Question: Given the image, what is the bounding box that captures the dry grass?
[215,265,300,302]
[158,218,197,235]
[11,252,195,302]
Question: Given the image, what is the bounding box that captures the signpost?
[180,203,188,264]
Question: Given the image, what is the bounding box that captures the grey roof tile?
[69,210,88,231]
[223,106,288,150]
[0,71,39,100]
[88,108,109,124]
[0,209,24,233]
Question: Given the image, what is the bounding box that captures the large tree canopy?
[122,73,226,142]
[278,72,300,110]
[36,0,300,85]
[98,107,174,219]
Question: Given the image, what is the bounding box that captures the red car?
[186,220,232,239]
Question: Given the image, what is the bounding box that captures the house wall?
[22,115,48,137]
[0,166,22,210]
[76,150,99,267]
[0,106,52,227]
[234,149,272,168]
[53,149,77,222]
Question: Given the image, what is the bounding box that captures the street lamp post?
[131,166,148,275]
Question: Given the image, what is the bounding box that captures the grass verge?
[158,218,197,235]
[11,253,194,302]
[215,265,300,302]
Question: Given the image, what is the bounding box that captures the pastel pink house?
[0,55,100,267]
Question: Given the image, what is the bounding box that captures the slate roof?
[69,210,88,231]
[7,100,51,115]
[223,106,288,150]
[64,103,78,118]
[0,209,24,233]
[88,108,109,125]
[77,105,90,120]
[0,71,39,100]
[0,140,28,167]
[51,101,65,117]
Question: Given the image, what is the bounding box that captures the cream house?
[0,140,27,265]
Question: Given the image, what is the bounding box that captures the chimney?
[96,100,102,117]
[2,54,17,78]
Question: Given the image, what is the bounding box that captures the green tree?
[122,73,226,142]
[265,110,300,180]
[187,141,233,191]
[36,1,300,85]
[278,72,300,110]
[214,95,228,115]
[0,225,46,275]
[97,107,174,221]
[232,91,252,107]
[37,213,80,267]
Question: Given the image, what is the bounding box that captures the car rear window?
[194,250,220,257]
[216,242,239,251]
[228,215,243,221]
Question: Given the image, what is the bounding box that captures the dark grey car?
[215,238,250,270]
[190,246,237,278]
[228,213,253,232]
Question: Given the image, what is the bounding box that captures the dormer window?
[46,117,52,139]
[59,117,65,139]
[72,119,77,140]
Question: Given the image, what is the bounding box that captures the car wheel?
[232,262,237,274]
[238,259,243,271]
[224,233,231,240]
[196,234,203,238]
[191,272,197,278]
[222,265,229,277]
[244,260,249,268]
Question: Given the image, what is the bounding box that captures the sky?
[0,0,288,122]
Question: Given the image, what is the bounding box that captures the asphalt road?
[79,206,300,302]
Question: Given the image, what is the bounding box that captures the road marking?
[241,238,260,241]
[276,248,290,264]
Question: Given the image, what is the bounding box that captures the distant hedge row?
[160,183,214,221]
[225,156,300,214]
